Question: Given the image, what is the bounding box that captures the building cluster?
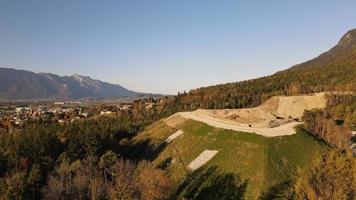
[0,103,93,133]
[351,131,356,156]
[0,97,163,134]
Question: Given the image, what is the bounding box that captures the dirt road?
[166,93,328,137]
[177,111,302,137]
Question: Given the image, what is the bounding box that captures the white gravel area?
[177,112,302,137]
[167,93,327,137]
[188,150,219,171]
[165,130,184,143]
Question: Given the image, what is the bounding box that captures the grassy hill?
[130,119,329,200]
[124,30,356,199]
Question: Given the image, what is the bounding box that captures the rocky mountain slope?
[0,68,139,101]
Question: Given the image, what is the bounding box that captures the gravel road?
[177,112,302,137]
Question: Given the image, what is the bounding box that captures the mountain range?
[0,68,139,101]
[1,29,355,102]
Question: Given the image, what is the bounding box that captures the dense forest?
[303,94,356,148]
[0,108,176,199]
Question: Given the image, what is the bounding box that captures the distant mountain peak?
[71,74,101,89]
[0,67,140,100]
[71,74,88,81]
[337,29,356,48]
[71,73,87,78]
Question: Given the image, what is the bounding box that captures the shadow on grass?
[259,180,295,200]
[296,126,331,147]
[157,156,172,170]
[175,166,247,200]
[121,138,167,161]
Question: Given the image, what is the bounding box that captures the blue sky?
[0,0,355,94]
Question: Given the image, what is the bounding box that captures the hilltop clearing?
[166,93,327,137]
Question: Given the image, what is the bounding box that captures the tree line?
[0,106,176,199]
[302,94,356,148]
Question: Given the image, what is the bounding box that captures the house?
[351,131,356,136]
[100,111,112,115]
[145,102,156,109]
[351,144,356,157]
[351,131,356,157]
[120,105,132,111]
[80,112,89,118]
[67,101,82,104]
[15,107,29,113]
[70,117,81,123]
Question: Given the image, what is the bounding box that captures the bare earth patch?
[165,115,187,128]
[165,130,184,143]
[177,112,302,137]
[188,150,219,171]
[166,93,327,137]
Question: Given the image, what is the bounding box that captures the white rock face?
[165,130,184,143]
[188,150,218,171]
[71,74,101,89]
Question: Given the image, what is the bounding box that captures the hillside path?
[177,112,302,137]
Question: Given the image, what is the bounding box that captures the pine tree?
[295,150,356,200]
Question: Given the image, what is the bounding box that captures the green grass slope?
[131,119,328,200]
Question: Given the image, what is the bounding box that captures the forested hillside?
[302,93,356,148]
[0,109,175,199]
[165,29,356,111]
